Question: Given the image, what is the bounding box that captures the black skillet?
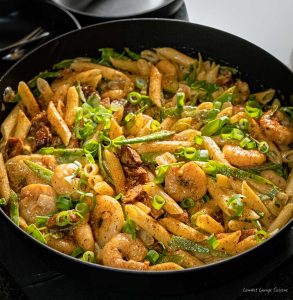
[0,19,292,296]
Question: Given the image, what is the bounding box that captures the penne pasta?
[159,217,206,242]
[47,101,72,146]
[18,81,40,117]
[36,77,54,105]
[110,57,139,74]
[0,153,10,200]
[1,103,22,141]
[64,86,79,126]
[125,204,171,246]
[103,149,126,193]
[132,141,194,154]
[149,65,162,107]
[13,110,31,140]
[155,47,195,66]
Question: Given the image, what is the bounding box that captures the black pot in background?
[51,0,184,26]
[0,19,293,295]
[0,0,80,74]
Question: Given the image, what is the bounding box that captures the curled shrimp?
[102,233,149,270]
[51,163,79,195]
[19,184,57,224]
[222,145,266,167]
[260,109,293,145]
[164,162,207,202]
[90,195,124,247]
[47,234,76,255]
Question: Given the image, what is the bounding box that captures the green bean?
[199,160,275,186]
[9,190,19,226]
[112,130,174,146]
[169,236,228,258]
[38,147,84,156]
[97,144,114,185]
[24,160,53,183]
[37,147,85,163]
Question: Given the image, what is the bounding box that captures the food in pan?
[0,47,293,271]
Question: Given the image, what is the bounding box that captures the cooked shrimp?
[260,109,293,145]
[5,154,57,191]
[164,162,207,202]
[51,163,79,195]
[90,195,124,248]
[46,235,76,255]
[102,233,149,270]
[19,184,57,224]
[222,145,266,167]
[73,222,95,251]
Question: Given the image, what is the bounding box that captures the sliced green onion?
[245,101,263,119]
[26,224,46,244]
[213,101,222,110]
[123,217,136,240]
[81,251,95,263]
[208,234,219,250]
[56,195,72,211]
[207,109,220,120]
[176,92,185,112]
[255,229,268,242]
[71,247,84,258]
[65,161,81,184]
[56,211,71,227]
[203,194,211,202]
[180,198,195,209]
[0,198,7,206]
[83,139,99,156]
[127,91,142,105]
[245,141,257,149]
[183,147,197,160]
[125,112,135,123]
[135,77,146,90]
[150,120,161,131]
[177,148,209,162]
[75,202,89,215]
[239,137,251,148]
[194,135,203,145]
[227,194,245,217]
[55,210,83,227]
[214,86,236,104]
[145,249,160,264]
[154,165,170,184]
[201,116,230,136]
[35,216,50,227]
[114,193,123,201]
[230,128,245,141]
[151,195,165,210]
[124,48,141,60]
[239,118,249,130]
[258,141,269,154]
